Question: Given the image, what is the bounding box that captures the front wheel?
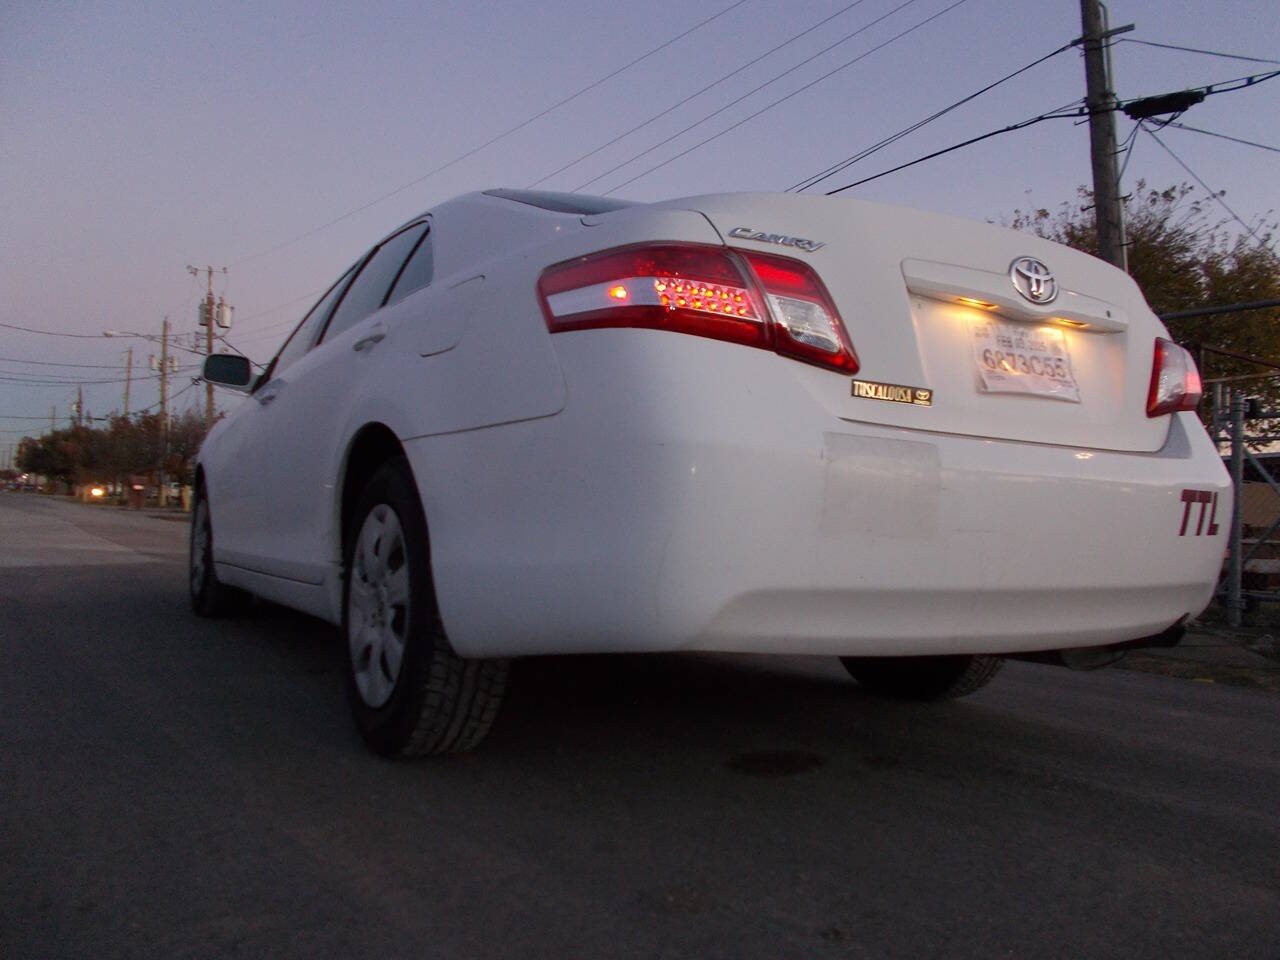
[189,487,250,617]
[343,457,509,757]
[840,654,1002,701]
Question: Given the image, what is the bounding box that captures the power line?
[790,37,1076,193]
[1117,119,1142,182]
[817,63,1280,197]
[602,0,973,195]
[528,0,874,189]
[228,0,752,269]
[0,321,108,339]
[0,373,160,386]
[1118,38,1280,66]
[142,379,199,414]
[0,356,129,369]
[576,0,932,193]
[236,289,324,325]
[824,101,1086,195]
[1141,123,1269,247]
[1165,121,1280,155]
[1119,67,1280,108]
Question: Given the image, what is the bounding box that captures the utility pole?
[159,316,170,507]
[1079,0,1132,271]
[76,385,83,428]
[50,406,55,434]
[188,264,228,431]
[123,346,132,417]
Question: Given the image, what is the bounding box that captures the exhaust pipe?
[1008,617,1187,671]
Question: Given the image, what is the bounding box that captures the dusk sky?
[2,0,1277,454]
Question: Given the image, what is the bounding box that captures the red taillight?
[737,249,859,373]
[1147,337,1203,417]
[538,242,857,374]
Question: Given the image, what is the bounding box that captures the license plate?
[969,318,1081,403]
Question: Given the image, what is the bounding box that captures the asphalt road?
[2,493,1279,960]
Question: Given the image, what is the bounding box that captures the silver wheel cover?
[347,504,410,709]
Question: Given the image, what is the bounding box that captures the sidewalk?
[1116,617,1280,692]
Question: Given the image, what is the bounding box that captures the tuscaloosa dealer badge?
[850,379,933,406]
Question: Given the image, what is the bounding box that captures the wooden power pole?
[1079,0,1132,272]
[158,317,170,506]
[188,264,227,431]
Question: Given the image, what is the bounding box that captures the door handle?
[353,324,387,352]
[256,382,284,406]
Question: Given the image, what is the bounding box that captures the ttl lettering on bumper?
[1179,489,1220,537]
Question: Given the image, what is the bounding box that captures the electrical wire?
[0,373,160,386]
[0,322,110,339]
[601,0,972,195]
[1118,38,1280,66]
[528,0,875,189]
[1141,123,1269,247]
[236,289,325,325]
[228,0,752,269]
[576,0,933,193]
[823,100,1087,195]
[0,356,131,369]
[129,379,200,416]
[1117,119,1142,182]
[1119,67,1280,109]
[789,38,1077,193]
[1164,121,1280,155]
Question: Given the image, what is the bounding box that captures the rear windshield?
[483,188,639,216]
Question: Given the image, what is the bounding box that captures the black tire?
[840,654,1003,701]
[189,485,251,617]
[343,457,509,757]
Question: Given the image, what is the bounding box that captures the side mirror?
[203,353,253,394]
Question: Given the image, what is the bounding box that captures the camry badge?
[1009,257,1058,304]
[728,226,825,253]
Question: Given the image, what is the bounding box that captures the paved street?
[2,492,1279,960]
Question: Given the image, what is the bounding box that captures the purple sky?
[2,0,1277,454]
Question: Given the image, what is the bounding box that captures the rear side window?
[321,222,428,343]
[385,228,433,307]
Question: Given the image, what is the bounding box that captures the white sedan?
[194,188,1229,756]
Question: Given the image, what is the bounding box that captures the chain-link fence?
[1209,384,1280,626]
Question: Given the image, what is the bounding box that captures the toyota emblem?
[1009,257,1058,304]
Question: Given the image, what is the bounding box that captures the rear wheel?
[840,654,1002,701]
[343,457,509,757]
[189,486,250,617]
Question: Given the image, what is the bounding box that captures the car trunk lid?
[671,192,1171,453]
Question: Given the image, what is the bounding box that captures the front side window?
[321,223,427,344]
[265,263,358,382]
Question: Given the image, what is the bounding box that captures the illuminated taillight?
[538,242,857,374]
[736,249,858,373]
[539,243,769,350]
[1147,337,1202,417]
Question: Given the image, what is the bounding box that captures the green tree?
[13,411,212,496]
[1008,182,1280,404]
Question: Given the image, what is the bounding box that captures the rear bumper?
[407,331,1231,659]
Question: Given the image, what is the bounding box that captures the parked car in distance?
[195,188,1230,756]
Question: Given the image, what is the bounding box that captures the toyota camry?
[194,187,1230,756]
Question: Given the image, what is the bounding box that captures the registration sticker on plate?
[969,319,1081,403]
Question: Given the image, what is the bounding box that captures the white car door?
[213,264,356,570]
[232,222,429,583]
